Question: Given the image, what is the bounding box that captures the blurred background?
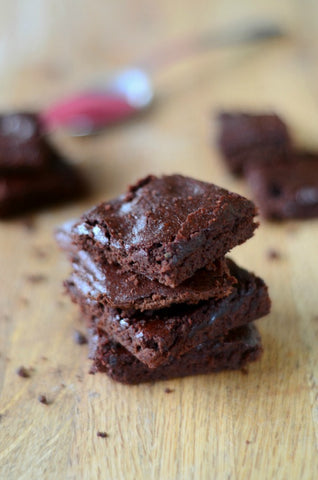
[0,0,318,195]
[0,1,317,104]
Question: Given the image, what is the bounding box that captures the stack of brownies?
[57,174,270,384]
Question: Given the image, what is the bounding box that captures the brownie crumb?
[266,248,281,260]
[241,367,249,375]
[38,394,51,405]
[19,297,29,306]
[246,440,252,445]
[21,217,36,232]
[16,366,32,378]
[73,330,88,345]
[25,274,47,284]
[286,224,298,235]
[164,388,175,394]
[32,246,49,259]
[41,356,48,361]
[97,431,108,438]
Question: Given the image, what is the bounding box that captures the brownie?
[246,151,318,219]
[0,112,54,173]
[70,253,235,311]
[56,220,236,311]
[217,112,291,175]
[72,174,258,287]
[88,322,262,384]
[0,112,86,217]
[0,157,85,218]
[66,259,270,368]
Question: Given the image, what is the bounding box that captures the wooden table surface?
[0,1,318,479]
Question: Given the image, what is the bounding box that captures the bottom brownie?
[88,322,262,384]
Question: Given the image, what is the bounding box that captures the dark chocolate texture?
[72,174,258,287]
[217,112,291,175]
[0,112,54,173]
[246,151,318,219]
[0,158,85,217]
[66,259,270,368]
[0,112,86,217]
[88,322,262,384]
[56,219,236,311]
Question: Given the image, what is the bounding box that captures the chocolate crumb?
[25,274,47,284]
[164,388,174,394]
[32,246,49,259]
[21,217,36,231]
[241,367,249,375]
[246,440,252,445]
[286,224,298,235]
[38,394,51,405]
[19,297,29,306]
[73,330,88,345]
[97,431,108,438]
[41,356,48,361]
[16,366,32,378]
[266,248,281,260]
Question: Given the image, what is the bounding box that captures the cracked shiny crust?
[72,174,258,286]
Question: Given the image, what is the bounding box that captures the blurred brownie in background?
[216,112,291,175]
[0,112,86,217]
[245,150,318,219]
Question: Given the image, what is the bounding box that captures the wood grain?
[0,1,318,479]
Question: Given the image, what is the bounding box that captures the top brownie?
[217,112,291,175]
[72,174,258,287]
[0,112,54,172]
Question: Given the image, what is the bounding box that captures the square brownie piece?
[246,151,318,219]
[56,219,236,311]
[72,174,258,287]
[88,323,262,384]
[66,259,270,368]
[217,112,291,175]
